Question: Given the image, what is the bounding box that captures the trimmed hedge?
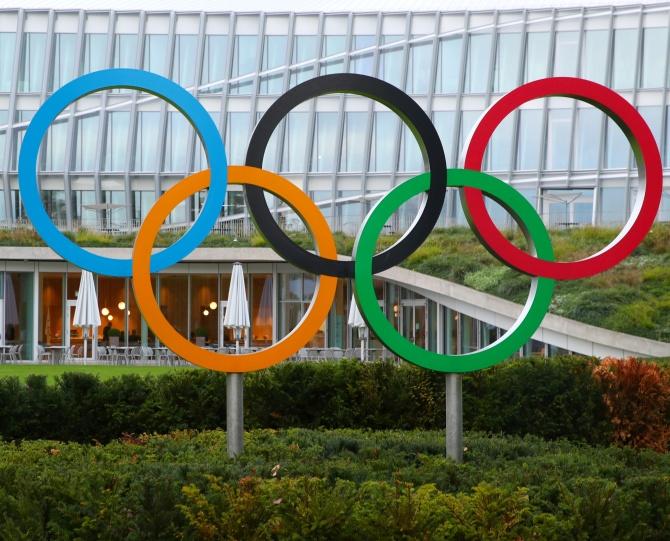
[0,429,669,539]
[0,356,619,445]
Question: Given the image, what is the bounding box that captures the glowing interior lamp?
[203,309,210,316]
[101,307,110,316]
[107,314,113,321]
[209,301,218,310]
[118,301,126,310]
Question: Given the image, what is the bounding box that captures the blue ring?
[18,68,227,277]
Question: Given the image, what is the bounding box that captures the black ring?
[245,73,447,278]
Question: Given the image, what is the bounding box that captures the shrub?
[593,357,670,451]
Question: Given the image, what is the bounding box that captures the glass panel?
[232,35,257,77]
[353,34,375,51]
[51,33,77,90]
[114,34,137,68]
[293,35,318,63]
[164,112,191,172]
[83,34,107,74]
[259,35,286,94]
[5,272,34,359]
[493,33,521,92]
[370,111,397,172]
[44,121,68,171]
[134,111,160,172]
[553,31,579,77]
[193,111,220,171]
[0,33,16,92]
[573,107,603,170]
[0,110,6,171]
[132,190,156,222]
[200,35,227,93]
[666,106,670,167]
[143,34,168,76]
[581,29,608,84]
[516,109,542,170]
[433,111,456,166]
[545,109,571,170]
[436,37,462,94]
[641,27,667,89]
[352,53,374,76]
[75,115,99,171]
[487,114,514,171]
[605,117,629,169]
[464,33,491,93]
[98,277,127,345]
[524,32,550,82]
[42,190,66,223]
[104,111,130,171]
[281,112,308,172]
[611,29,637,90]
[339,112,367,172]
[311,112,337,172]
[11,110,34,170]
[40,273,64,347]
[191,275,218,346]
[323,35,346,56]
[379,47,403,88]
[251,274,272,347]
[18,32,46,92]
[72,190,96,226]
[459,110,481,155]
[600,187,626,226]
[172,34,198,86]
[327,279,347,348]
[407,42,431,94]
[399,124,422,172]
[102,190,126,228]
[638,106,662,154]
[158,275,188,340]
[289,66,314,87]
[225,112,249,165]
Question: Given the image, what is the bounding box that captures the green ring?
[352,169,555,373]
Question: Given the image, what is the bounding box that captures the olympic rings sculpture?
[18,69,663,373]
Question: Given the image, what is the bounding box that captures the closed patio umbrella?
[73,271,101,362]
[348,295,368,361]
[223,262,250,458]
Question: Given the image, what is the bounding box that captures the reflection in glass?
[640,27,667,88]
[464,33,491,93]
[516,109,542,170]
[200,35,227,93]
[339,112,367,172]
[524,32,550,82]
[311,112,337,172]
[436,37,462,93]
[493,33,521,92]
[42,190,66,222]
[0,33,16,92]
[18,33,46,92]
[51,33,77,90]
[611,29,637,90]
[581,30,608,84]
[553,31,579,76]
[545,109,571,170]
[134,111,160,172]
[573,108,603,170]
[104,111,130,171]
[173,34,197,86]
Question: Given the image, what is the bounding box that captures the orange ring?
[131,165,338,372]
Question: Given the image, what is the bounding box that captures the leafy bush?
[593,357,670,451]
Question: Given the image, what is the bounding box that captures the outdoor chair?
[36,345,53,364]
[331,348,344,360]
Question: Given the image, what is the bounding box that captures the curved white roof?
[2,0,668,12]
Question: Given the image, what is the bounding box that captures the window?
[600,187,626,225]
[42,190,66,222]
[113,34,137,68]
[339,112,367,172]
[11,110,34,170]
[281,112,308,172]
[553,31,579,77]
[134,111,160,172]
[200,35,227,93]
[398,123,422,172]
[581,30,608,84]
[351,35,375,76]
[516,109,542,170]
[83,34,107,74]
[289,66,314,88]
[459,110,481,155]
[605,118,629,169]
[573,107,603,170]
[74,115,99,171]
[370,112,397,172]
[44,121,68,171]
[493,33,522,92]
[230,35,257,94]
[0,33,16,92]
[0,110,8,171]
[379,47,403,88]
[104,111,130,171]
[666,107,670,167]
[464,34,491,93]
[322,35,345,74]
[193,111,220,171]
[436,37,462,94]
[640,27,668,88]
[487,114,514,171]
[432,111,456,166]
[524,32,550,82]
[143,34,168,76]
[611,29,637,90]
[172,34,198,87]
[311,112,337,172]
[225,112,249,165]
[407,42,431,94]
[164,112,190,172]
[638,106,662,154]
[18,33,46,92]
[102,190,126,227]
[545,109,571,170]
[293,35,318,63]
[72,190,96,226]
[259,35,286,94]
[51,33,77,90]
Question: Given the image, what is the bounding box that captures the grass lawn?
[0,363,193,383]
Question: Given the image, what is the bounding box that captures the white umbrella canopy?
[348,296,368,361]
[223,262,250,352]
[73,271,101,360]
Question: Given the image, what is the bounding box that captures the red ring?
[462,77,663,280]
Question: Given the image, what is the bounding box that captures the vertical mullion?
[185,12,206,177]
[566,7,586,184]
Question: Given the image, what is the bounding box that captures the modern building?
[0,1,668,361]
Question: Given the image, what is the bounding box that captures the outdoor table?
[0,344,13,363]
[108,346,133,365]
[45,345,68,364]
